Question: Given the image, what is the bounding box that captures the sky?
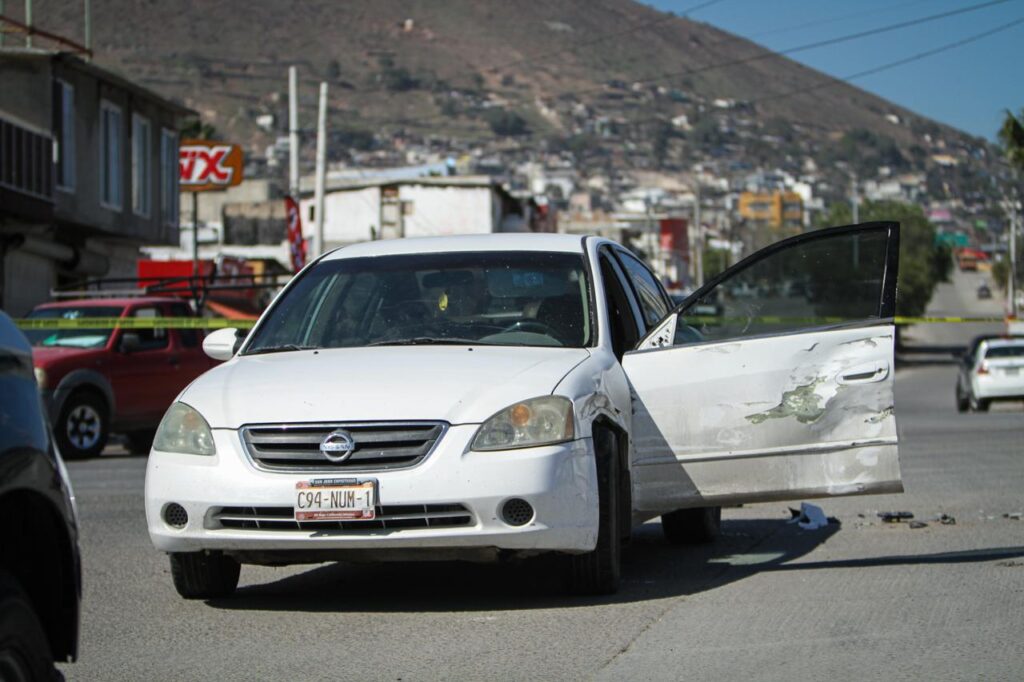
[645,0,1024,140]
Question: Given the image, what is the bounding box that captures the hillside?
[23,0,993,194]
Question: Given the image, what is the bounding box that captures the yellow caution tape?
[12,314,1010,331]
[14,317,257,330]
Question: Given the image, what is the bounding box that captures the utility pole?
[83,0,91,58]
[1010,196,1019,317]
[24,0,31,48]
[693,181,704,288]
[851,171,860,224]
[288,66,300,200]
[313,81,328,257]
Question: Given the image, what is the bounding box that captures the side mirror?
[203,327,240,361]
[120,332,141,353]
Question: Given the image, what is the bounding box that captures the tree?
[180,117,217,140]
[998,109,1024,172]
[816,200,941,317]
[484,109,529,137]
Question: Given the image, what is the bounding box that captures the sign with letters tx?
[179,139,244,192]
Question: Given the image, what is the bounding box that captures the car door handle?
[839,362,889,385]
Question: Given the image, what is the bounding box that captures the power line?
[751,15,1024,105]
[745,0,935,40]
[376,0,1014,130]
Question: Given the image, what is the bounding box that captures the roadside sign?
[180,139,244,192]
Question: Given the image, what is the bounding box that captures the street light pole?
[313,81,328,257]
[1010,196,1019,317]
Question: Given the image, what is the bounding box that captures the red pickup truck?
[24,297,219,459]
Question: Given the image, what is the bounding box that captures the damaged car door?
[622,222,902,514]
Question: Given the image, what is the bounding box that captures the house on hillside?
[298,176,549,251]
[0,50,191,314]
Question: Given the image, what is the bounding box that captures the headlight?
[472,396,574,451]
[34,367,47,389]
[153,402,216,456]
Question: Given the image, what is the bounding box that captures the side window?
[671,226,893,346]
[599,254,642,359]
[615,251,670,328]
[131,307,169,351]
[169,303,199,348]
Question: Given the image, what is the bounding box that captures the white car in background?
[146,224,903,598]
[956,335,1024,412]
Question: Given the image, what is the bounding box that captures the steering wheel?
[501,320,558,336]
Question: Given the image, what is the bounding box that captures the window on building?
[132,113,152,217]
[0,116,53,200]
[160,128,179,226]
[55,80,75,191]
[100,101,123,209]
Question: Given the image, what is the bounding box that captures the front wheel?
[662,506,722,545]
[955,386,969,413]
[55,391,109,459]
[565,429,621,595]
[0,572,57,682]
[170,552,240,599]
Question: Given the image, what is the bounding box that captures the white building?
[299,176,534,251]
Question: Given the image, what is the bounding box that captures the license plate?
[294,479,376,521]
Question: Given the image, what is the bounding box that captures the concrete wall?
[2,250,54,316]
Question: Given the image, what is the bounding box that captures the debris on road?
[878,511,915,523]
[1004,512,1022,521]
[938,514,957,525]
[909,521,928,529]
[788,502,832,530]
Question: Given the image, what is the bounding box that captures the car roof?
[32,296,184,310]
[320,233,588,261]
[981,337,1024,349]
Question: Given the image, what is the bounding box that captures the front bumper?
[145,425,599,559]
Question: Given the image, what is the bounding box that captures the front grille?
[211,504,473,532]
[241,422,446,472]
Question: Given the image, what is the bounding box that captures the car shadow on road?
[207,517,847,612]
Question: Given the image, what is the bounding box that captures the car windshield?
[23,306,124,349]
[984,345,1024,359]
[244,251,593,353]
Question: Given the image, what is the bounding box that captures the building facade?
[0,51,192,314]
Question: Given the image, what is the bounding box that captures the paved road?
[58,361,1023,681]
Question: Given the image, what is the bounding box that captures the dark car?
[25,297,218,459]
[977,282,992,299]
[0,311,81,679]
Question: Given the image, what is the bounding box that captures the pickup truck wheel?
[170,552,240,599]
[566,429,621,595]
[125,429,156,455]
[661,506,722,545]
[0,571,56,682]
[56,391,109,459]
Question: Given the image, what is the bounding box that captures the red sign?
[284,196,307,273]
[179,140,244,192]
[659,218,689,259]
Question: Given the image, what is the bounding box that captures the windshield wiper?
[245,344,319,355]
[366,337,485,347]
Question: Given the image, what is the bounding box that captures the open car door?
[622,222,902,513]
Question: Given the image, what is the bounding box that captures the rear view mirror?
[203,327,239,361]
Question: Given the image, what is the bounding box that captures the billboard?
[179,140,244,192]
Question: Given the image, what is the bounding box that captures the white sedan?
[146,224,903,597]
[956,335,1024,411]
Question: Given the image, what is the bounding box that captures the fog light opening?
[164,502,189,529]
[501,498,534,527]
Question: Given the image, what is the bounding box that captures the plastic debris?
[1004,512,1022,521]
[938,514,957,525]
[788,502,830,530]
[909,521,928,529]
[878,511,914,523]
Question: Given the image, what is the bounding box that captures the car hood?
[182,345,591,428]
[31,345,103,367]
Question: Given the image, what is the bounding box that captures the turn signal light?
[977,362,989,375]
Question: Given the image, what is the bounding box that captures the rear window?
[984,345,1024,359]
[24,305,124,349]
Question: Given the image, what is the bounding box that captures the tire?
[169,552,240,599]
[975,398,991,412]
[125,429,156,455]
[566,429,621,595]
[661,506,722,545]
[0,572,57,682]
[55,391,108,460]
[955,386,969,413]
